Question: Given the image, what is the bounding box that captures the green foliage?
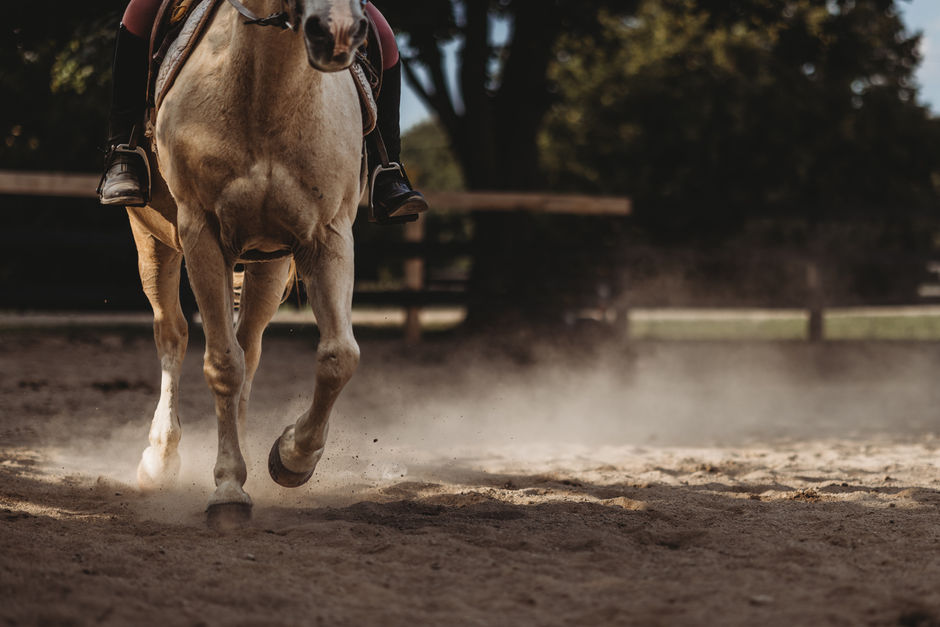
[385,0,637,190]
[541,0,940,226]
[0,3,119,170]
[50,16,116,96]
[627,309,940,340]
[401,119,466,191]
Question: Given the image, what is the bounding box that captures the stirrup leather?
[97,143,152,206]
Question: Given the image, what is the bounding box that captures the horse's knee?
[235,325,264,374]
[203,346,246,397]
[316,339,359,388]
[154,314,188,357]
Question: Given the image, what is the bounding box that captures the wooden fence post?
[806,260,824,342]
[403,214,425,343]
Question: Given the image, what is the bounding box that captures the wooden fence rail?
[0,170,632,342]
[0,170,632,216]
[0,170,100,198]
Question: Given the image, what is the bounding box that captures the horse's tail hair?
[282,258,299,306]
[233,268,245,311]
[231,258,295,313]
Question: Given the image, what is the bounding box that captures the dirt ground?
[1,324,940,626]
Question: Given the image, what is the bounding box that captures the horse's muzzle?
[304,15,368,72]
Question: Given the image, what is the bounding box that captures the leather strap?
[368,126,391,169]
[226,0,292,29]
[361,10,390,168]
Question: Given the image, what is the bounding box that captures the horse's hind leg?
[269,228,359,487]
[234,258,293,440]
[129,216,187,491]
[178,213,250,518]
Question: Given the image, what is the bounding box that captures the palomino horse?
[127,0,368,523]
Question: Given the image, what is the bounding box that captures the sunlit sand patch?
[0,448,43,471]
[0,496,112,522]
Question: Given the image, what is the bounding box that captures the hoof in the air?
[268,436,315,488]
[206,502,252,531]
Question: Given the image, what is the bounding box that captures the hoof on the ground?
[206,502,252,531]
[268,436,315,488]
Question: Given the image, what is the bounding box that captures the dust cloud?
[338,337,939,450]
[6,330,939,515]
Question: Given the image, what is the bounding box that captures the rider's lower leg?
[364,3,428,222]
[367,60,429,221]
[98,22,151,206]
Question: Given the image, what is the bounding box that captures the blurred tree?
[388,0,940,322]
[0,2,120,170]
[401,119,466,192]
[536,0,940,306]
[542,0,940,231]
[382,0,639,328]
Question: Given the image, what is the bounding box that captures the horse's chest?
[216,163,338,243]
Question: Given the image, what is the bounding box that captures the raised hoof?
[206,502,252,531]
[268,436,315,488]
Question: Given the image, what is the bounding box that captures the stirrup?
[97,143,152,206]
[368,162,422,224]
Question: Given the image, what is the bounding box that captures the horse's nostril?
[304,15,330,41]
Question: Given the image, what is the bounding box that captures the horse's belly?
[240,236,289,254]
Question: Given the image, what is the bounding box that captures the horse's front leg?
[235,258,294,440]
[269,225,359,487]
[179,212,250,521]
[128,213,187,491]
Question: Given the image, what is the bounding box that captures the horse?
[125,0,368,524]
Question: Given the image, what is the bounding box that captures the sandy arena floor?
[1,326,939,626]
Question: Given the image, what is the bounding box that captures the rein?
[225,0,370,31]
[226,0,293,29]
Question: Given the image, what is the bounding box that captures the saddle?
[144,0,381,135]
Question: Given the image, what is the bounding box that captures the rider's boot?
[368,60,429,223]
[98,24,150,207]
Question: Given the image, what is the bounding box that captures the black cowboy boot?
[98,24,150,207]
[367,60,429,223]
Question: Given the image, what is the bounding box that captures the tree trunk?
[398,1,590,330]
[460,2,565,330]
